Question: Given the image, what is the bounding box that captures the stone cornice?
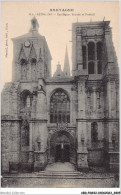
[1,119,21,122]
[30,119,48,123]
[102,74,119,83]
[86,80,102,85]
[86,80,102,90]
[1,118,48,123]
[20,81,38,84]
[46,82,73,85]
[47,124,76,129]
[74,75,88,82]
[46,77,74,84]
[1,115,21,121]
[76,118,119,122]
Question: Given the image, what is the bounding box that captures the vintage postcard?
[1,1,120,194]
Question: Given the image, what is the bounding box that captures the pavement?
[1,162,118,188]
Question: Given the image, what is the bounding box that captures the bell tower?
[12,17,52,82]
[1,18,52,173]
[72,21,119,171]
[72,21,118,77]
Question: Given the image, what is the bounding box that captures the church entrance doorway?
[55,143,70,163]
[49,130,76,165]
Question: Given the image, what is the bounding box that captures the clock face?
[24,41,31,47]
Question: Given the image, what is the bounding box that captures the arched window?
[26,96,31,108]
[82,46,87,69]
[97,42,103,74]
[20,90,32,109]
[97,42,103,60]
[91,122,98,142]
[88,42,95,61]
[97,61,102,74]
[50,89,70,123]
[88,62,94,74]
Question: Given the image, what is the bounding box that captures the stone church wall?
[1,120,20,173]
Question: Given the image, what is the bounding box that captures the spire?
[63,46,70,76]
[29,17,39,32]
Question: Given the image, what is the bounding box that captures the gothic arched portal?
[48,130,76,165]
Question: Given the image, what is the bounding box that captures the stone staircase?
[36,170,84,179]
[2,170,115,188]
[2,163,116,188]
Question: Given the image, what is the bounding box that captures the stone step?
[3,173,114,180]
[2,170,114,180]
[32,171,113,179]
[37,171,79,174]
[36,171,81,177]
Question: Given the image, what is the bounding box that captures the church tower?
[72,21,119,171]
[12,17,52,81]
[1,17,52,173]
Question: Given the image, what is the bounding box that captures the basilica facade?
[1,18,119,173]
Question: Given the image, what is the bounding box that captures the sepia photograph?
[1,1,120,192]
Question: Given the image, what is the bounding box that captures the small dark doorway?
[55,144,61,162]
[55,144,70,163]
[64,144,70,162]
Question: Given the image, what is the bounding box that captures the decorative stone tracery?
[50,89,70,123]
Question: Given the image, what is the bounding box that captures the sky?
[1,1,119,90]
